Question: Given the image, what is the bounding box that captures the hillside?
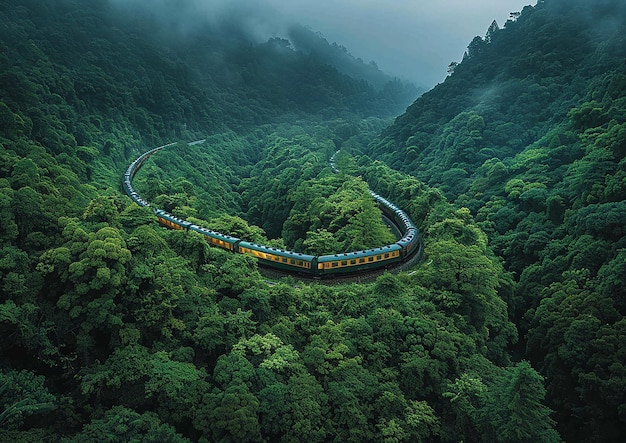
[366,0,626,440]
[1,0,417,153]
[1,0,621,442]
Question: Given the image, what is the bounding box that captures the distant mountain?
[366,0,626,440]
[0,0,417,156]
[371,0,626,185]
[2,0,613,441]
[286,24,421,93]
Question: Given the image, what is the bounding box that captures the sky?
[113,0,536,89]
[268,0,537,87]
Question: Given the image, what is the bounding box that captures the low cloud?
[109,0,534,88]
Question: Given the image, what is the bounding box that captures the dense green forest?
[0,0,623,441]
[367,0,626,441]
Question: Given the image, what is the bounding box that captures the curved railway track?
[122,140,423,280]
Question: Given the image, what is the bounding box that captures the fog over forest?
[109,0,534,87]
[2,0,625,441]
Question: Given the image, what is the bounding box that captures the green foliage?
[205,214,268,244]
[62,406,191,443]
[480,362,561,442]
[286,176,396,254]
[197,333,328,442]
[0,0,587,441]
[568,202,626,239]
[443,362,562,443]
[80,344,210,427]
[0,370,56,431]
[362,1,626,440]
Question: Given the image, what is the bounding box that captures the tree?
[11,186,44,239]
[526,274,625,441]
[443,372,488,440]
[200,382,262,442]
[485,20,500,43]
[302,228,335,256]
[143,351,209,426]
[403,400,440,442]
[82,195,120,225]
[481,361,561,442]
[63,406,191,443]
[0,369,56,431]
[467,36,486,58]
[447,62,459,76]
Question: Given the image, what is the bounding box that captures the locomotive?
[123,141,422,277]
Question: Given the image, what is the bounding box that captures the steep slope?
[0,1,559,442]
[0,0,417,164]
[367,0,626,440]
[371,0,625,192]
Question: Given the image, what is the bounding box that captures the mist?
[109,0,535,89]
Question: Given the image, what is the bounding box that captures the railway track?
[260,242,424,285]
[123,140,423,281]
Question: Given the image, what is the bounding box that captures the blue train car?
[237,241,316,273]
[124,142,423,279]
[155,209,192,231]
[317,244,403,276]
[189,224,240,251]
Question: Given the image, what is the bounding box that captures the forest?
[0,0,624,442]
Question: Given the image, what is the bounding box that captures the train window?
[359,258,365,264]
[350,260,356,265]
[332,262,338,268]
[384,253,390,258]
[290,259,295,264]
[376,255,382,260]
[368,257,374,262]
[341,261,348,266]
[282,258,288,263]
[297,260,302,266]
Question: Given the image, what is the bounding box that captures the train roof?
[317,243,402,262]
[189,224,240,243]
[237,241,316,261]
[155,209,191,226]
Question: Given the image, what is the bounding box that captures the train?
[122,141,423,277]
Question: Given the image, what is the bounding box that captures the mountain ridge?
[364,0,626,439]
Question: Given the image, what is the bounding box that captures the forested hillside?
[0,0,620,442]
[367,0,626,441]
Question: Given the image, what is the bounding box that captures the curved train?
[123,141,423,277]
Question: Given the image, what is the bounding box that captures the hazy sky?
[113,0,536,88]
[263,0,536,88]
